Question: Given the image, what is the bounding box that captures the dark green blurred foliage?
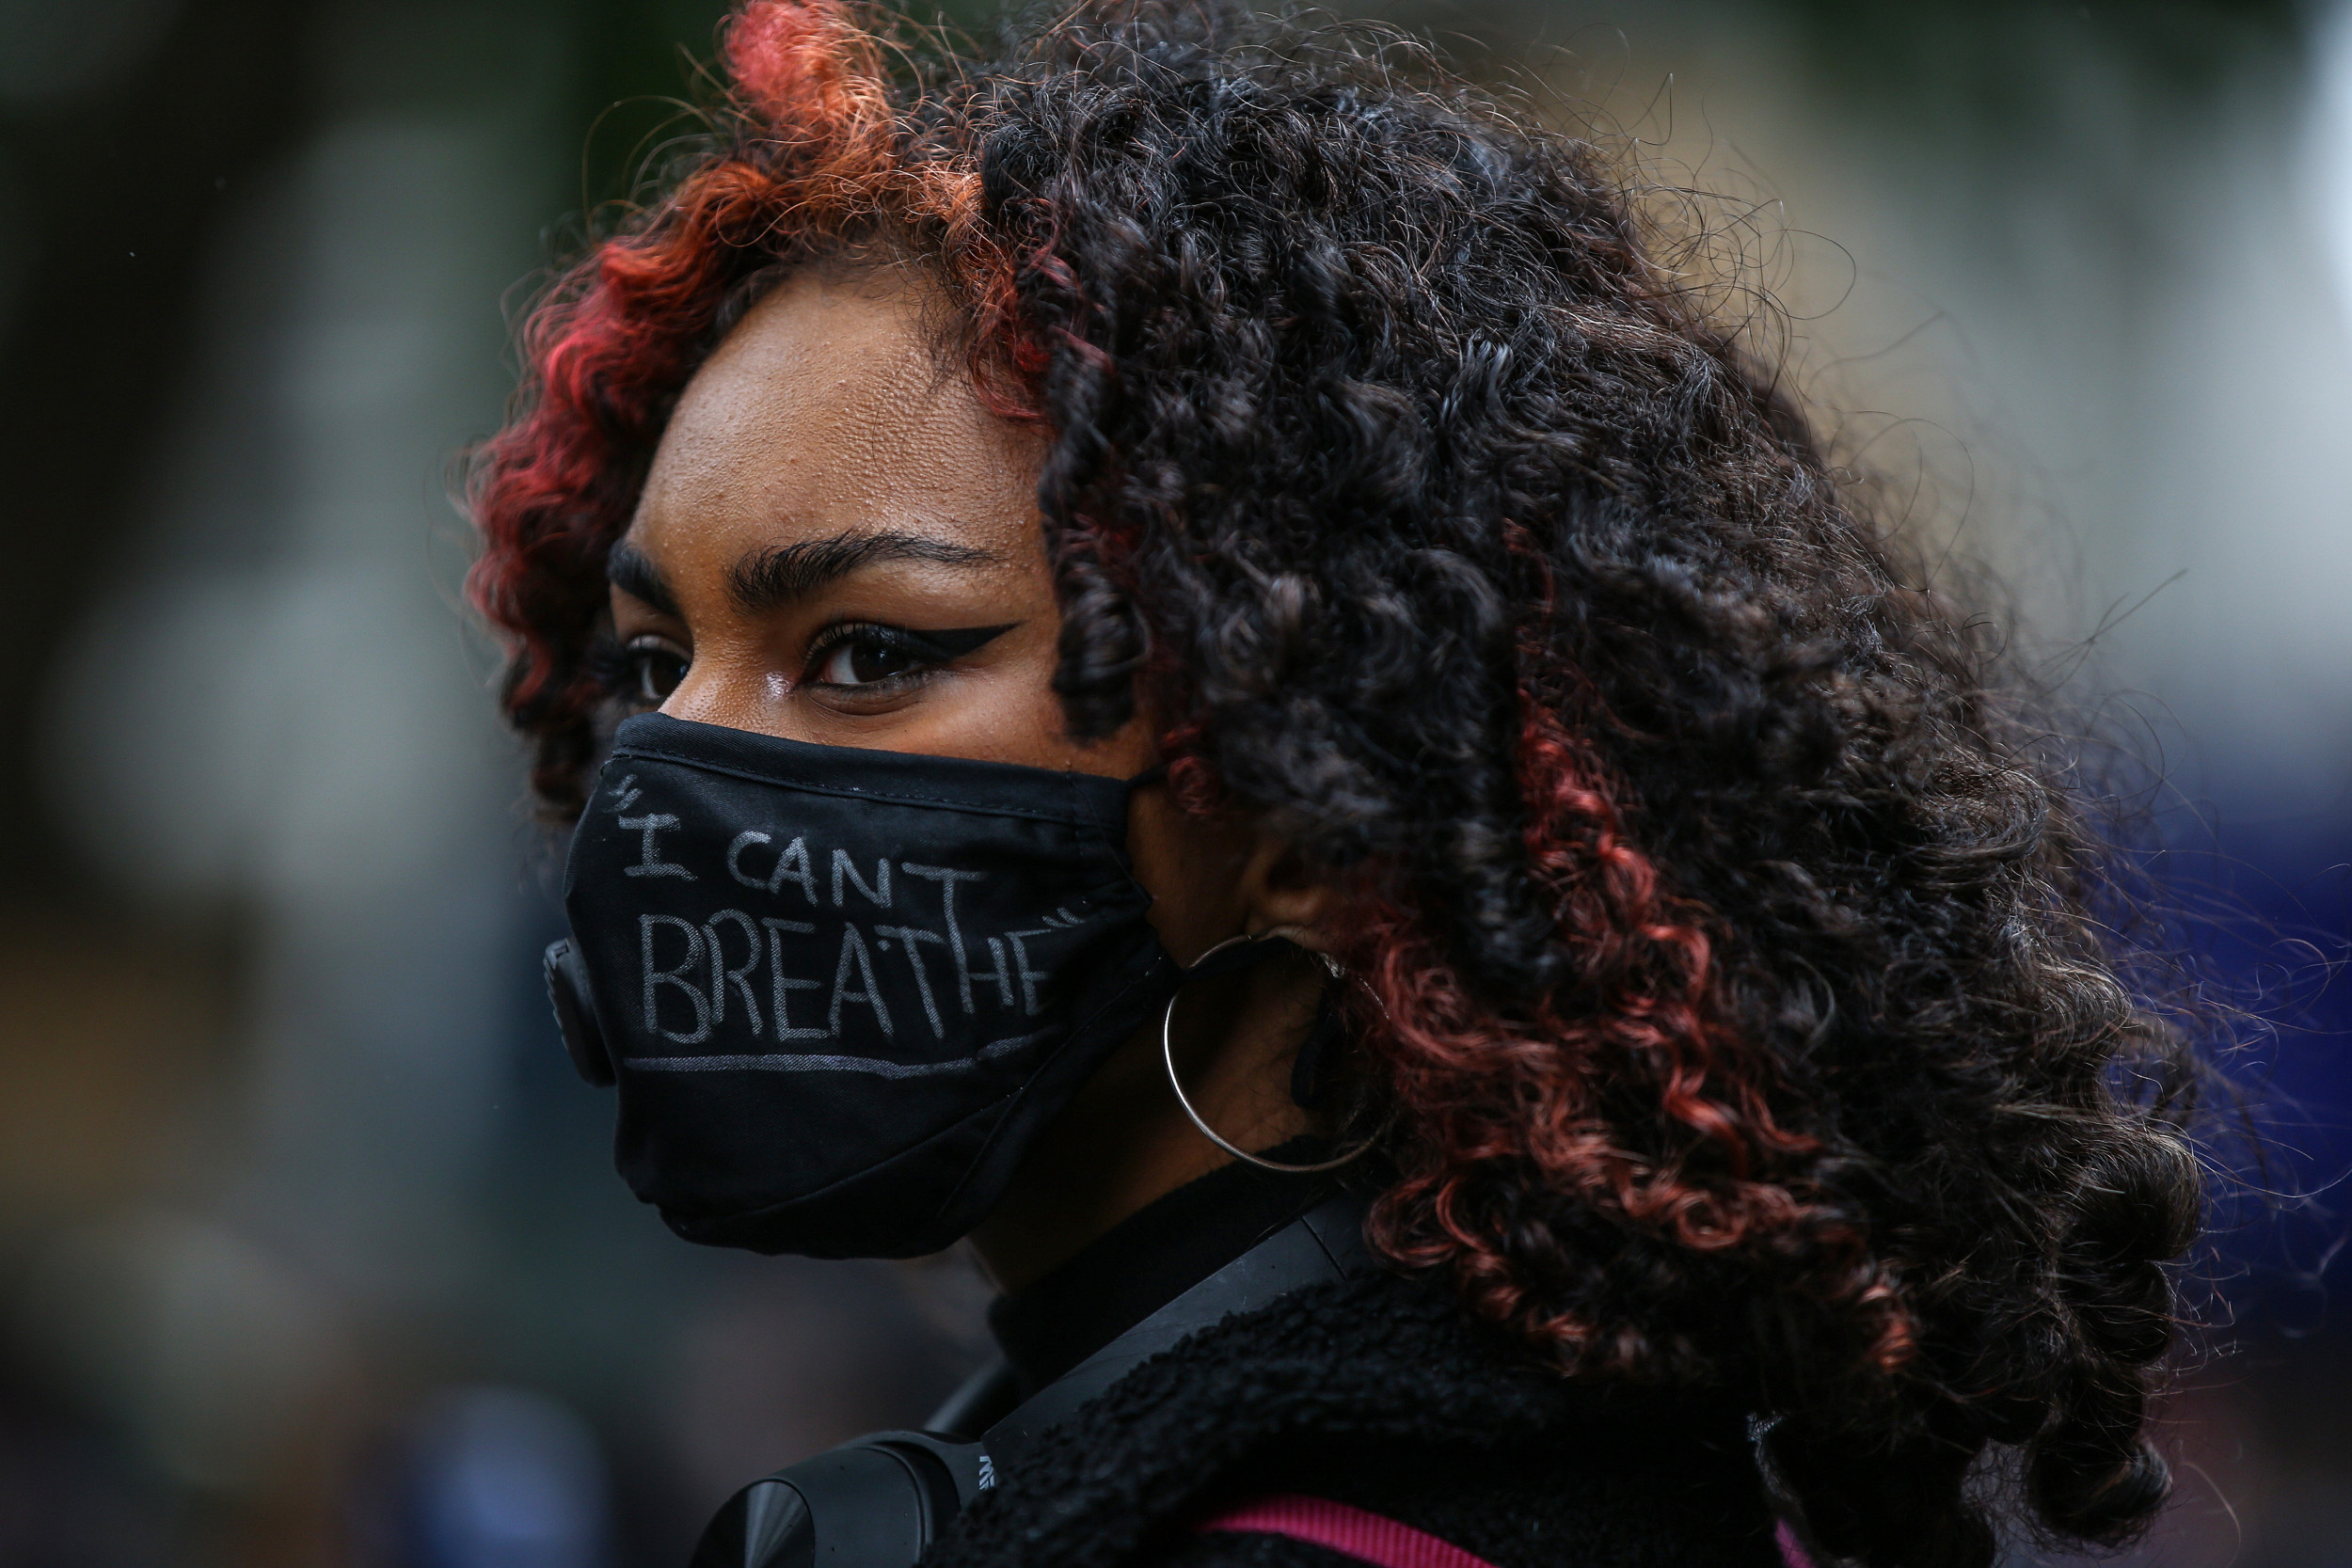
[0,0,744,903]
[0,0,316,896]
[568,0,734,216]
[1767,0,2301,103]
[1375,0,2304,148]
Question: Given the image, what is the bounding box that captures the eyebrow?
[606,542,679,617]
[725,530,1003,617]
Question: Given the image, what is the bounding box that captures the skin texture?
[613,266,1334,1289]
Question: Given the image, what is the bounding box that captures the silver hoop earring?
[1162,929,1375,1175]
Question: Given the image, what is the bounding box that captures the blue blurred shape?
[404,1386,611,1568]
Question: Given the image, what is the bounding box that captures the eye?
[802,622,1018,693]
[812,629,925,687]
[624,639,689,704]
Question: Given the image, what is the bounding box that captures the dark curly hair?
[467,4,2206,1560]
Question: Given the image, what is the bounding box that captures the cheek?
[1127,793,1255,960]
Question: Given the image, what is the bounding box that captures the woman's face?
[614,268,1332,1283]
[611,265,1254,997]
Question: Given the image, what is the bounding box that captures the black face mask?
[541,712,1182,1259]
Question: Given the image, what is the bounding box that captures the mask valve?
[543,939,615,1086]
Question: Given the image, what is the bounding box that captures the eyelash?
[588,621,1009,709]
[586,633,687,709]
[803,623,963,690]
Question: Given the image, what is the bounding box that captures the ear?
[1236,833,1337,952]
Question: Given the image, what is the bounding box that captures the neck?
[968,955,1326,1291]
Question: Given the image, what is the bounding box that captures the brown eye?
[816,636,922,687]
[628,641,689,703]
[801,622,1015,693]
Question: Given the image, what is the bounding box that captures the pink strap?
[1197,1492,1819,1568]
[1194,1494,1498,1568]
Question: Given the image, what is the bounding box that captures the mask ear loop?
[1162,927,1380,1175]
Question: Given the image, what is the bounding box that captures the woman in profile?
[469,3,2202,1564]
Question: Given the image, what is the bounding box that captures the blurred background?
[0,0,2343,1563]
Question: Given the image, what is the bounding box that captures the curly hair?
[467,4,2205,1560]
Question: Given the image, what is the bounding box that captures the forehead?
[630,266,1041,562]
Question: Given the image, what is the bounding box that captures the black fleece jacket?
[929,1260,1787,1568]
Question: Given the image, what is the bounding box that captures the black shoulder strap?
[978,1191,1373,1469]
[692,1192,1374,1568]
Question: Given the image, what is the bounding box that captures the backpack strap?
[1193,1494,1498,1568]
[1197,1494,1820,1568]
[980,1192,1374,1467]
